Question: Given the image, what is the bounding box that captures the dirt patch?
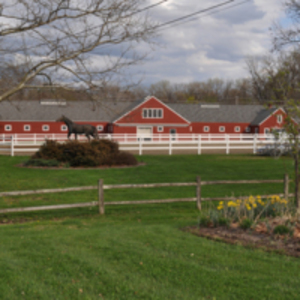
[184,225,300,257]
[16,162,146,170]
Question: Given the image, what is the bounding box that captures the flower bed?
[189,195,300,256]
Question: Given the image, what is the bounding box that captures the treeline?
[3,48,300,105]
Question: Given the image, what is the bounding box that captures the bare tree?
[0,0,161,102]
[273,0,300,50]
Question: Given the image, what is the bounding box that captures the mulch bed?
[184,225,300,257]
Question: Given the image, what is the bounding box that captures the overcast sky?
[128,0,285,85]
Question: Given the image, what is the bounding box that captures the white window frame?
[219,126,225,133]
[24,124,31,132]
[264,128,270,134]
[245,126,251,133]
[42,125,50,132]
[157,126,164,132]
[97,125,104,131]
[203,126,210,132]
[142,108,163,119]
[234,126,240,133]
[61,125,68,131]
[277,114,283,124]
[4,124,12,131]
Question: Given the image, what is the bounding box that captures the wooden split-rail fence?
[0,175,292,215]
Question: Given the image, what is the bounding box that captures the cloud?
[126,0,286,85]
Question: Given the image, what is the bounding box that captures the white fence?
[0,133,288,156]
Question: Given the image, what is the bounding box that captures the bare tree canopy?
[0,0,161,102]
[273,0,300,49]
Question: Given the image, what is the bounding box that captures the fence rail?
[0,133,291,156]
[0,176,291,215]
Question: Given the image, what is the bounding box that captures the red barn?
[0,96,289,136]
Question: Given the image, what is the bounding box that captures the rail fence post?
[169,135,172,155]
[284,174,289,200]
[11,135,14,157]
[98,179,105,215]
[196,176,201,211]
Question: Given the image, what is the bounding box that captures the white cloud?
[127,0,286,84]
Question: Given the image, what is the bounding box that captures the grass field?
[0,154,300,299]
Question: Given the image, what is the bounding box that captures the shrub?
[273,225,290,235]
[26,139,138,167]
[24,158,60,167]
[240,218,253,230]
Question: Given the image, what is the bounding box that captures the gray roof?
[0,99,277,124]
[168,103,266,123]
[0,100,132,122]
[250,107,278,125]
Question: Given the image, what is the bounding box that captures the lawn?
[0,154,299,299]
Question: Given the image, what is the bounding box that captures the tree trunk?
[295,153,300,210]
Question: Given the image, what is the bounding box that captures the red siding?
[258,109,287,133]
[0,121,109,134]
[191,123,251,134]
[115,97,189,125]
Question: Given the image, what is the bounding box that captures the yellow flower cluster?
[217,195,288,211]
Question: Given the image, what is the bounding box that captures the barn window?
[234,126,240,133]
[245,126,251,133]
[219,126,225,133]
[42,125,50,131]
[264,128,270,134]
[157,126,164,132]
[277,114,283,124]
[24,125,31,132]
[142,108,163,119]
[4,125,12,131]
[203,126,210,132]
[97,125,103,131]
[61,125,67,131]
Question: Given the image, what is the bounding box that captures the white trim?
[24,124,31,132]
[258,108,283,125]
[113,95,190,124]
[234,126,240,133]
[264,127,270,134]
[42,125,50,131]
[203,126,210,132]
[4,124,12,131]
[219,126,225,132]
[142,108,164,119]
[157,126,164,132]
[97,125,104,131]
[61,125,68,131]
[277,114,283,124]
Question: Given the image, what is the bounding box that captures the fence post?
[11,135,14,157]
[253,134,257,154]
[226,134,230,155]
[98,179,105,215]
[139,138,142,155]
[196,176,201,211]
[169,135,172,155]
[198,135,201,155]
[284,174,289,200]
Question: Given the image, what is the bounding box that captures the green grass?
[0,154,300,299]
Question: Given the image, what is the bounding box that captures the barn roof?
[0,98,278,124]
[168,103,266,123]
[250,107,279,125]
[0,100,132,122]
